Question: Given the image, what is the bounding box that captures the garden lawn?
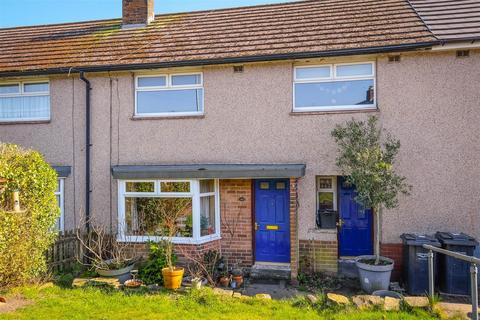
[0,286,438,320]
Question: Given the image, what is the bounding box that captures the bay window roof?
[111,164,306,179]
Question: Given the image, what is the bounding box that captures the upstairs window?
[135,73,204,117]
[294,62,375,112]
[0,81,50,122]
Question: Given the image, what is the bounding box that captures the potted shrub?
[149,197,191,290]
[138,241,176,286]
[77,222,139,284]
[332,116,411,293]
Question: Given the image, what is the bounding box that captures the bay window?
[118,179,220,243]
[0,80,50,122]
[135,73,204,117]
[294,62,375,112]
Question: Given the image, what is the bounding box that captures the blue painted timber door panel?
[255,179,290,263]
[338,177,373,256]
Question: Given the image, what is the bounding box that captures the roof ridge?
[0,0,306,31]
[152,0,308,18]
[405,0,440,40]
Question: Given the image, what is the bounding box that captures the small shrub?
[0,143,59,288]
[297,272,343,292]
[138,241,176,285]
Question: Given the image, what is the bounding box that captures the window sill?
[131,113,205,120]
[311,228,337,234]
[291,107,378,116]
[117,234,221,245]
[0,119,51,125]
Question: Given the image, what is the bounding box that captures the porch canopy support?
[111,164,306,179]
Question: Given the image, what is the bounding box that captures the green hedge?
[0,143,59,288]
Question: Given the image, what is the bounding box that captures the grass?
[0,285,439,320]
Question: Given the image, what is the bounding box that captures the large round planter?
[96,263,134,284]
[355,255,394,294]
[162,267,184,290]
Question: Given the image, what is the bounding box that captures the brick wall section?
[122,0,154,25]
[219,179,253,268]
[290,178,299,281]
[299,240,338,274]
[126,240,221,266]
[381,243,403,281]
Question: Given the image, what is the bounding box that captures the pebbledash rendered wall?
[0,50,479,276]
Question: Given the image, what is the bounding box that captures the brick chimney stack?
[122,0,155,28]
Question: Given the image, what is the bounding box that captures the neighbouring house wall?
[1,50,479,275]
[377,51,480,244]
[0,77,86,231]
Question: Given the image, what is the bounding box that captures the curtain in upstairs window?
[0,95,50,120]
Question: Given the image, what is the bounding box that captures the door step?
[338,258,358,279]
[250,263,291,280]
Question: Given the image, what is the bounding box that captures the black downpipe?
[79,72,91,232]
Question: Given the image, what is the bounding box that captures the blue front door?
[254,179,290,263]
[338,177,373,256]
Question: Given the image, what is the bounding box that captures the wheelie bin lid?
[435,232,479,246]
[401,233,441,246]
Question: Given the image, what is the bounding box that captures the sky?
[0,0,296,28]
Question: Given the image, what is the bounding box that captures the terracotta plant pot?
[219,276,230,287]
[162,267,185,290]
[231,275,243,287]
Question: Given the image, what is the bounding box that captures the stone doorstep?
[250,264,291,281]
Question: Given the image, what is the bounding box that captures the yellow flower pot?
[162,267,184,289]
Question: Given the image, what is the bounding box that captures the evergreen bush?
[0,143,59,287]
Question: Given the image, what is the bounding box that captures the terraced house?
[0,0,479,281]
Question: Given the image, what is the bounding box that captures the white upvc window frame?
[293,61,376,112]
[0,79,50,122]
[55,178,65,232]
[117,179,220,244]
[134,72,204,118]
[316,176,337,212]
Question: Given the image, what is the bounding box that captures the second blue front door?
[254,179,290,263]
[338,177,373,256]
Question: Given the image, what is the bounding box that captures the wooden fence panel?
[46,230,82,273]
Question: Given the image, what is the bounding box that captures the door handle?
[336,218,344,229]
[255,222,259,231]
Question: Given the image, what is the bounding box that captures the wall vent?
[233,65,244,73]
[388,55,401,63]
[456,50,470,58]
